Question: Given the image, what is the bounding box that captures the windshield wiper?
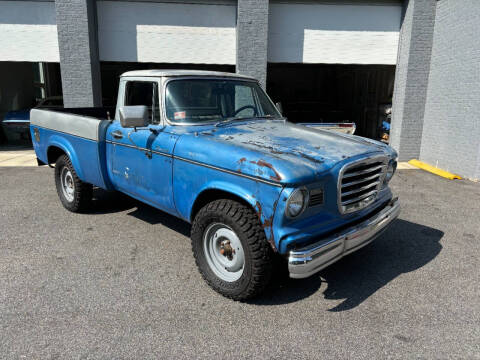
[214,115,283,127]
[252,115,276,119]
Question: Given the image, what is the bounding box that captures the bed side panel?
[30,109,101,141]
[30,109,109,189]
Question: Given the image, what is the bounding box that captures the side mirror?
[275,102,283,115]
[119,105,149,128]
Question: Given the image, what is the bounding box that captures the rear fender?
[47,135,85,181]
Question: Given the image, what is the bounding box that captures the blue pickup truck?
[30,70,400,300]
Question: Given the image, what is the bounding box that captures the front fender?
[195,180,283,250]
[47,135,85,181]
[192,179,267,217]
[172,158,283,250]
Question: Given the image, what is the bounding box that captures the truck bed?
[30,107,115,190]
[30,107,114,140]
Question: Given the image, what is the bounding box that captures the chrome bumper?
[288,198,400,279]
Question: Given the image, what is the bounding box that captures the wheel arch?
[190,188,255,223]
[46,137,85,180]
[188,182,281,252]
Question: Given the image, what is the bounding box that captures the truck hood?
[173,120,394,185]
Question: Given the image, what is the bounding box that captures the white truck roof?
[120,69,257,81]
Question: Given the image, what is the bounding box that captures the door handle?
[112,130,123,140]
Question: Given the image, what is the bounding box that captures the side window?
[124,81,160,124]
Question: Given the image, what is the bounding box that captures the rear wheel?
[191,199,273,300]
[54,154,92,212]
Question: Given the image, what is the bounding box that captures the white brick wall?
[236,0,269,88]
[390,0,436,161]
[420,0,480,181]
[56,0,102,107]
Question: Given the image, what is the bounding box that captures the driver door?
[106,78,177,214]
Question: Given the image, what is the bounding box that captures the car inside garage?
[0,62,62,145]
[267,63,395,139]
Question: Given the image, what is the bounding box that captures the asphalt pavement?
[0,167,479,359]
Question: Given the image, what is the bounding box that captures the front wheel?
[191,199,273,301]
[54,154,92,212]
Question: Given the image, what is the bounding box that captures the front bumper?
[288,197,400,279]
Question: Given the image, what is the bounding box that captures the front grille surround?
[337,155,388,214]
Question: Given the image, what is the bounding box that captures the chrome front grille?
[338,157,387,214]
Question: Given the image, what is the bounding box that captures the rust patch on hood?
[249,159,282,181]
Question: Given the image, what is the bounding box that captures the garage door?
[0,1,59,62]
[97,1,236,64]
[268,2,402,65]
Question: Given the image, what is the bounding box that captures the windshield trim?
[162,76,281,126]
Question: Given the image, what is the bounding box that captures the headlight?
[285,188,308,218]
[384,160,397,184]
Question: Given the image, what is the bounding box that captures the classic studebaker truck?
[30,70,400,300]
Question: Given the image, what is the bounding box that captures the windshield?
[165,79,281,124]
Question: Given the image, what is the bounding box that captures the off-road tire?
[54,154,92,212]
[191,199,273,301]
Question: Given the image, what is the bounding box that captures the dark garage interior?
[266,64,396,139]
[0,62,62,145]
[2,61,395,145]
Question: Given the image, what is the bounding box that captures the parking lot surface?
[0,167,479,359]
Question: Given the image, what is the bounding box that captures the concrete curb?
[408,159,462,180]
[397,162,418,170]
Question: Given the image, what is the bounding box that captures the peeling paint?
[299,152,324,164]
[249,159,282,181]
[242,140,285,155]
[178,119,389,187]
[254,198,277,251]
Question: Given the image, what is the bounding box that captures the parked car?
[299,122,356,134]
[273,102,356,135]
[30,70,400,300]
[1,96,63,140]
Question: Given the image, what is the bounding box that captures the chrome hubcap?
[203,223,245,282]
[60,167,75,202]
